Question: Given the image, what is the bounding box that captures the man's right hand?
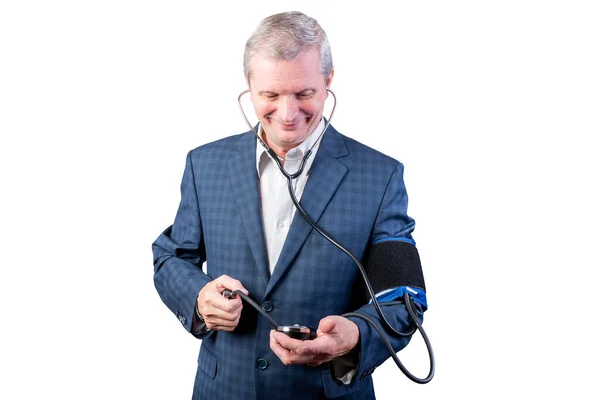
[196,275,248,331]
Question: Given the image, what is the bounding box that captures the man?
[153,11,427,400]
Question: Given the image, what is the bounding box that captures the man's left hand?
[270,316,359,367]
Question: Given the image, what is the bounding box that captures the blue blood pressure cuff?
[362,238,427,308]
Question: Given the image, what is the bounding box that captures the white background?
[1,1,599,399]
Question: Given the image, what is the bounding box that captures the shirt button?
[257,358,268,370]
[277,221,285,229]
[261,301,273,312]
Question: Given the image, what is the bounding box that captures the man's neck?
[260,117,325,165]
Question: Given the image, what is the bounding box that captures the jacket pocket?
[197,345,217,379]
[321,370,367,399]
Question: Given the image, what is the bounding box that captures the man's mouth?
[279,122,299,131]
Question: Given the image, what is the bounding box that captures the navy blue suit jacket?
[153,125,423,399]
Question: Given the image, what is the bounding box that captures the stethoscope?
[233,88,435,384]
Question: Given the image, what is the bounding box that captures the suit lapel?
[265,126,348,296]
[229,132,270,288]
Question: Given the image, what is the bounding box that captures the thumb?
[215,275,249,295]
[317,316,338,335]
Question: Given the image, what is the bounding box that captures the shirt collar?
[255,117,325,178]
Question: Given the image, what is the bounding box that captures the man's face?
[248,48,334,155]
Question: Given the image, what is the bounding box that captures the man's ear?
[326,67,335,88]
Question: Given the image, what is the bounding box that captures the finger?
[215,275,249,296]
[274,331,332,354]
[203,306,241,322]
[274,331,335,360]
[197,280,226,308]
[205,320,237,330]
[211,291,244,313]
[205,314,241,330]
[270,331,330,366]
[199,303,242,329]
[205,314,241,328]
[270,330,307,365]
[208,322,237,332]
[201,291,243,314]
[270,330,292,364]
[272,331,307,353]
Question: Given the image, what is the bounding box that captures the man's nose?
[279,96,298,123]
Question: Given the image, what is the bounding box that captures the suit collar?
[229,132,270,288]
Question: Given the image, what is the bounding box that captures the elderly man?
[153,11,428,400]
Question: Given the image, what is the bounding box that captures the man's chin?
[280,131,310,145]
[265,126,306,142]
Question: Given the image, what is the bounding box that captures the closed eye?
[261,92,279,100]
[296,90,315,99]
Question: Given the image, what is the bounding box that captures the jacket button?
[261,301,273,312]
[256,358,268,370]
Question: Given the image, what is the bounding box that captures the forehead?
[248,48,323,92]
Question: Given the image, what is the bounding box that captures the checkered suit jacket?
[153,124,423,399]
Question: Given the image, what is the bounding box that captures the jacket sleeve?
[152,151,214,339]
[335,162,426,382]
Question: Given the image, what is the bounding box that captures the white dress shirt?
[256,118,325,274]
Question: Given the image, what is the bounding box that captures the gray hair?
[243,11,333,83]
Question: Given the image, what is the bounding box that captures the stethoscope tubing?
[237,88,435,383]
